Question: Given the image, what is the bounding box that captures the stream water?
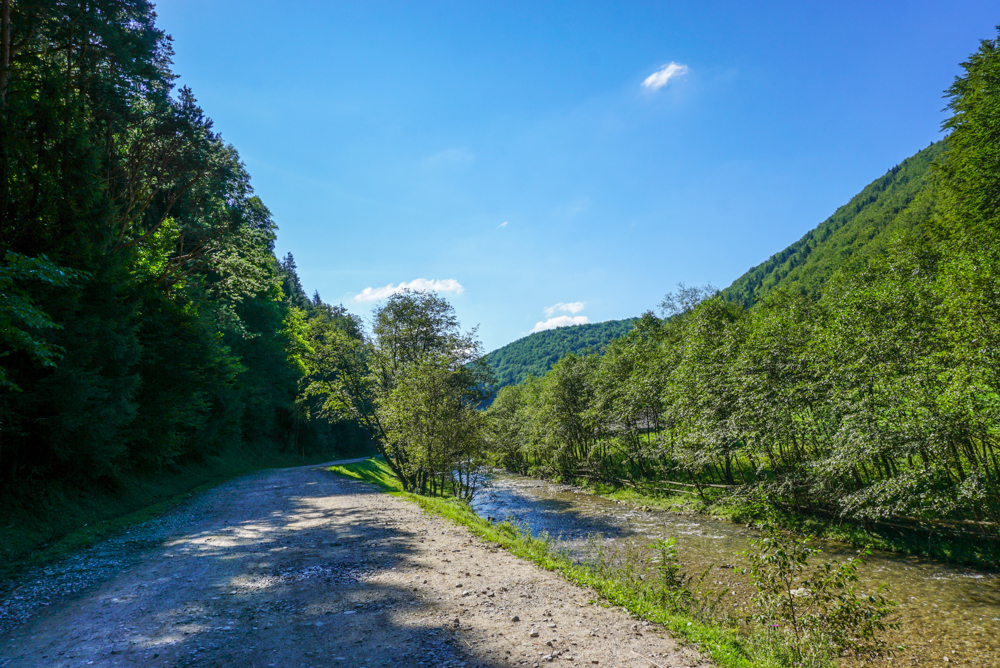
[472,474,1000,667]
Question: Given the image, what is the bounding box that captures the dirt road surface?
[0,463,709,668]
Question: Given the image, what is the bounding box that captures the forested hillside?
[483,142,944,388]
[482,319,635,388]
[722,141,945,305]
[0,1,370,560]
[486,27,1000,563]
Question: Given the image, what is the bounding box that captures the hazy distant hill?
[722,141,944,306]
[483,141,944,391]
[482,319,636,388]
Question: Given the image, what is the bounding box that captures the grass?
[327,457,401,492]
[326,457,811,668]
[0,447,349,584]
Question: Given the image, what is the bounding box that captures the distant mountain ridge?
[482,319,636,388]
[483,140,944,390]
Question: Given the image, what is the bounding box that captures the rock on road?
[0,462,709,668]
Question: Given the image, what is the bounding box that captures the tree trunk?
[0,0,10,111]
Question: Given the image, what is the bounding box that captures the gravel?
[0,462,710,667]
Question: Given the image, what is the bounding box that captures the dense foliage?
[0,1,367,501]
[306,290,493,497]
[486,28,1000,552]
[483,142,944,389]
[482,318,635,390]
[723,141,944,306]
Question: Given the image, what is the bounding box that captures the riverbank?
[536,473,1000,570]
[480,470,1000,668]
[329,458,866,668]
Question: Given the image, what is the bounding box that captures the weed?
[740,527,899,663]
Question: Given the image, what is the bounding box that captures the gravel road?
[0,462,709,668]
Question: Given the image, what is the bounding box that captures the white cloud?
[352,278,464,302]
[531,315,589,333]
[498,221,508,228]
[642,62,689,90]
[543,301,586,317]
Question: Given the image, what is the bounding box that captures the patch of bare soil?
[0,463,710,668]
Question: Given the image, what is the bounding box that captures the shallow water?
[472,474,1000,667]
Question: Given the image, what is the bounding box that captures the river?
[472,474,1000,667]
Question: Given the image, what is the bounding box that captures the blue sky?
[155,1,997,352]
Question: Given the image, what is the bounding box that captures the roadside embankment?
[0,448,355,585]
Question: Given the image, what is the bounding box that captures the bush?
[740,528,898,662]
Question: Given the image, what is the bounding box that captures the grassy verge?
[1,447,349,584]
[327,457,792,668]
[327,456,401,492]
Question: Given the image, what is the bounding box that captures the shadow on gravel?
[0,471,515,667]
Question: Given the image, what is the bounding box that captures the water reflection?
[473,474,1000,667]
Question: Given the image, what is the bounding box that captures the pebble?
[0,513,175,633]
[3,468,704,668]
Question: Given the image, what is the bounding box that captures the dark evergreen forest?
[0,1,370,559]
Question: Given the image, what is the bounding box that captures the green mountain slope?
[484,141,944,391]
[722,141,945,306]
[483,319,636,388]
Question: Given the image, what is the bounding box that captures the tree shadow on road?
[47,468,525,668]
